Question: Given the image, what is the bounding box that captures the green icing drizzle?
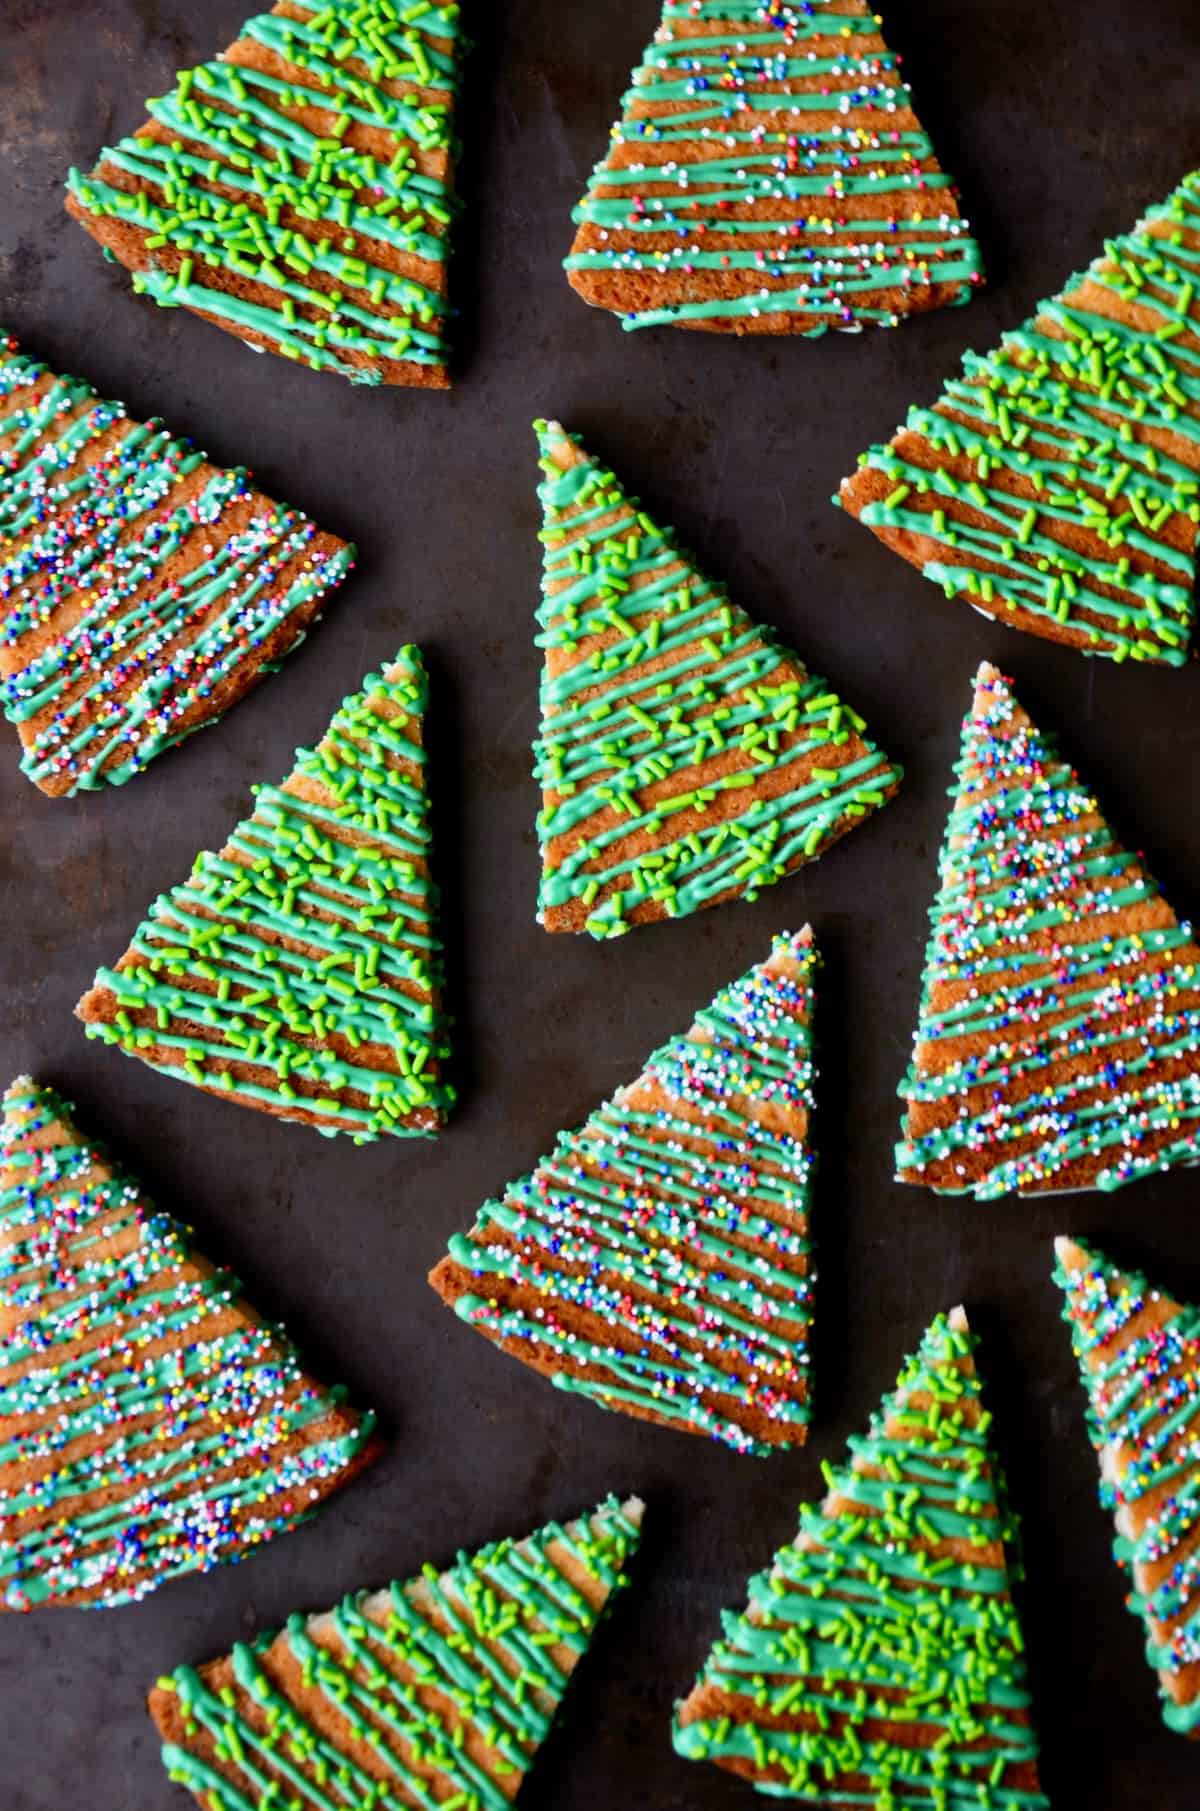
[897,665,1200,1198]
[438,930,818,1456]
[0,1078,375,1610]
[1054,1239,1200,1736]
[673,1311,1049,1806]
[66,1,466,384]
[81,644,452,1142]
[533,421,901,937]
[157,1496,642,1810]
[841,166,1200,665]
[565,0,981,333]
[0,332,352,793]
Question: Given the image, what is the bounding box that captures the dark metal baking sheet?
[2,0,1200,1803]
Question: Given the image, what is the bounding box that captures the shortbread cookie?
[0,330,352,795]
[897,663,1200,1197]
[674,1308,1048,1806]
[66,1,466,388]
[1055,1237,1200,1737]
[150,1494,644,1809]
[566,0,982,335]
[839,167,1200,664]
[0,1077,380,1611]
[534,421,901,937]
[431,929,818,1455]
[77,645,451,1141]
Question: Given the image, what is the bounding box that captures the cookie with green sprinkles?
[149,1493,644,1810]
[76,644,452,1141]
[1054,1236,1200,1737]
[0,328,354,796]
[673,1306,1049,1806]
[0,1076,381,1611]
[533,421,902,937]
[430,928,818,1455]
[565,0,982,336]
[897,662,1200,1198]
[839,166,1200,665]
[65,0,466,388]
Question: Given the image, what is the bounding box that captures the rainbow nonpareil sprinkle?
[0,332,353,795]
[567,0,981,335]
[898,663,1200,1197]
[0,1077,378,1610]
[432,928,819,1454]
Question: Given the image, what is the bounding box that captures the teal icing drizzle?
[0,1078,376,1610]
[80,646,453,1142]
[532,421,901,938]
[66,1,466,384]
[437,930,818,1457]
[673,1311,1049,1806]
[565,0,981,333]
[156,1496,642,1810]
[0,332,353,793]
[1055,1239,1200,1736]
[897,666,1200,1198]
[842,166,1200,665]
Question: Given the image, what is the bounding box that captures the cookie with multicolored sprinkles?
[65,0,466,388]
[0,329,353,796]
[565,0,982,336]
[1054,1236,1200,1737]
[431,928,818,1455]
[534,421,901,937]
[839,166,1200,665]
[150,1493,643,1810]
[76,644,451,1141]
[0,1077,380,1611]
[674,1306,1049,1806]
[897,662,1200,1197]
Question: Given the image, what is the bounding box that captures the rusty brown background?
[2,0,1200,1804]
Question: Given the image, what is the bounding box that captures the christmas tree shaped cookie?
[77,644,451,1141]
[431,929,818,1455]
[897,663,1200,1197]
[839,167,1200,666]
[0,330,353,796]
[674,1308,1048,1806]
[66,1,467,388]
[151,1494,644,1809]
[565,0,982,336]
[0,1077,380,1610]
[534,422,901,937]
[1054,1236,1200,1737]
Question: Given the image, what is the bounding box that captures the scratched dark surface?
[3,0,1200,1803]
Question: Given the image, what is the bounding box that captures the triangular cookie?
[65,1,467,388]
[150,1494,644,1809]
[674,1308,1049,1806]
[839,167,1200,665]
[77,644,452,1141]
[565,0,982,335]
[534,422,901,936]
[431,928,818,1455]
[0,1077,380,1610]
[0,329,353,795]
[1054,1236,1200,1737]
[897,662,1200,1197]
